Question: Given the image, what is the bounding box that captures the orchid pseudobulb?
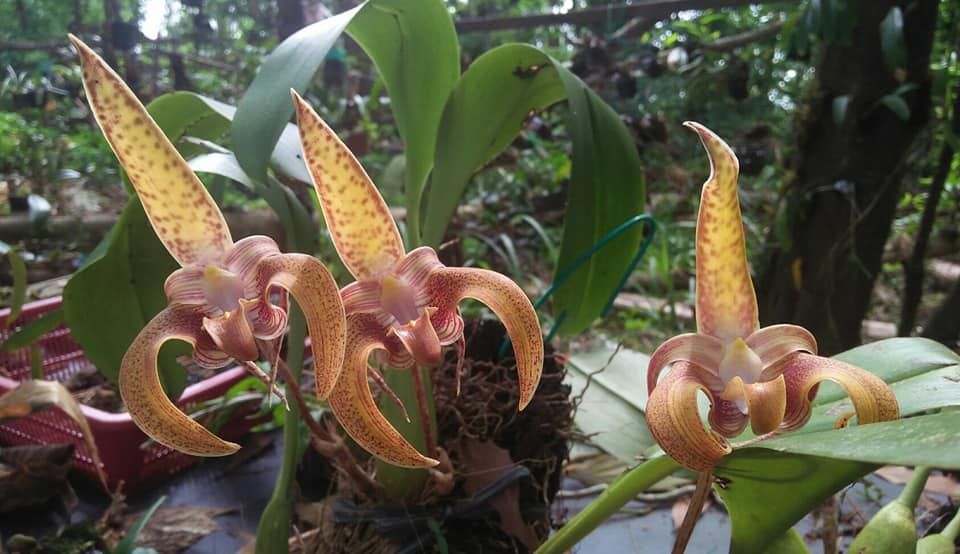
[291,92,544,468]
[70,35,346,456]
[645,122,899,472]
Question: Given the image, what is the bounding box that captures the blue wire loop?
[498,214,657,358]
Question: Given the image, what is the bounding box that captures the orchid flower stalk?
[70,36,346,456]
[645,122,899,472]
[291,92,544,468]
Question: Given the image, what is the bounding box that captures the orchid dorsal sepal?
[69,34,231,267]
[644,122,899,472]
[74,36,347,457]
[293,92,545,467]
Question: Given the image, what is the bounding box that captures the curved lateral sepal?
[119,305,240,456]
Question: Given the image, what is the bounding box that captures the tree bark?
[898,97,957,336]
[277,0,305,41]
[922,277,960,346]
[757,0,940,354]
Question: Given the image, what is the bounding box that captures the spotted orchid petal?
[119,305,240,456]
[428,267,544,409]
[646,362,732,472]
[647,333,725,393]
[389,309,443,368]
[291,91,404,280]
[328,315,439,468]
[685,121,758,342]
[746,324,818,381]
[69,35,231,267]
[254,254,346,398]
[779,353,900,432]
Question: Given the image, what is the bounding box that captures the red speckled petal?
[341,280,382,315]
[292,91,404,280]
[646,361,732,472]
[779,352,900,432]
[427,267,543,410]
[745,324,818,380]
[70,35,231,266]
[647,333,725,394]
[707,393,748,438]
[223,235,282,294]
[119,305,239,456]
[164,266,209,306]
[328,315,438,468]
[685,122,758,342]
[255,254,346,399]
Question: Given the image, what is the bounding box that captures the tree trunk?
[922,277,960,346]
[277,0,305,41]
[757,0,940,355]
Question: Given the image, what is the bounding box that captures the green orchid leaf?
[422,44,566,247]
[423,44,645,335]
[348,0,460,246]
[63,197,186,398]
[231,4,365,182]
[716,449,872,554]
[549,60,646,336]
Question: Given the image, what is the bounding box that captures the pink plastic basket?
[0,297,257,491]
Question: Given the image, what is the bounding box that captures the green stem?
[255,305,306,554]
[898,466,932,509]
[536,456,681,554]
[941,504,960,542]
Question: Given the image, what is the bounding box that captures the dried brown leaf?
[0,380,108,489]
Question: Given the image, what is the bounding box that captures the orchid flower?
[71,36,346,457]
[291,92,544,468]
[645,122,899,472]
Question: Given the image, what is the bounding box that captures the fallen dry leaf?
[0,380,108,489]
[123,505,234,553]
[0,444,75,513]
[460,440,539,550]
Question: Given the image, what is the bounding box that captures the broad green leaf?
[879,7,907,78]
[348,0,460,246]
[422,44,565,247]
[157,91,311,184]
[565,342,655,464]
[821,337,959,403]
[550,61,646,335]
[63,197,186,397]
[1,308,64,351]
[232,4,364,182]
[716,449,872,554]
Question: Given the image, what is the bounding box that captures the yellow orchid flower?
[70,36,346,457]
[291,92,544,468]
[645,122,899,472]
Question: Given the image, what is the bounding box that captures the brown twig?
[672,470,713,554]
